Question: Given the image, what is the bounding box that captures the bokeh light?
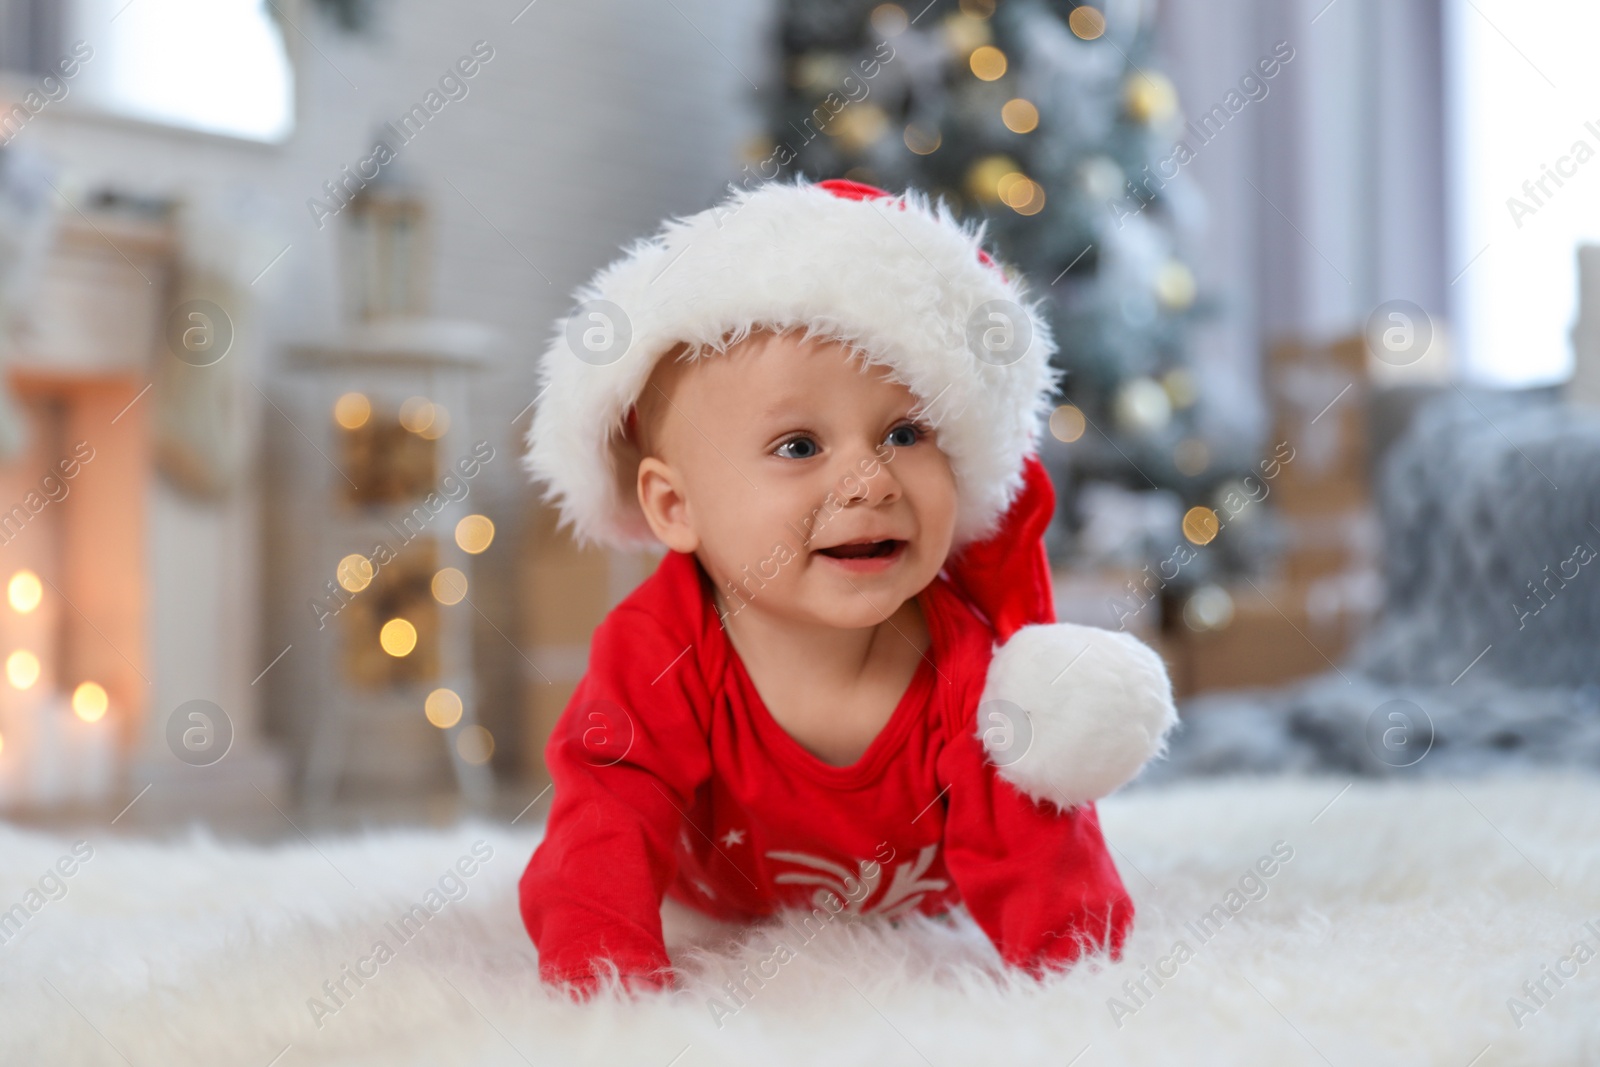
[426,688,463,729]
[379,618,418,657]
[1182,506,1220,546]
[399,396,437,434]
[432,567,468,605]
[7,650,41,690]
[333,392,371,429]
[1002,98,1039,134]
[455,515,495,554]
[8,570,42,614]
[337,555,375,593]
[1050,405,1087,443]
[456,725,495,765]
[1068,6,1105,39]
[73,682,109,723]
[970,46,1007,81]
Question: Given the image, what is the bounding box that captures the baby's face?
[635,330,958,631]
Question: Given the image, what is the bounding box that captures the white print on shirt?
[766,843,949,919]
[720,828,746,847]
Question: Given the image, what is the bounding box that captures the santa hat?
[523,176,1175,808]
[949,449,1177,810]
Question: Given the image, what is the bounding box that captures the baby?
[519,178,1177,998]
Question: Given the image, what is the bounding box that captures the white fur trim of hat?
[521,176,1061,552]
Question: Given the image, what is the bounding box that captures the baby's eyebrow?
[757,397,809,421]
[758,398,922,426]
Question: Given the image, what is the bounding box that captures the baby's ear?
[975,623,1178,811]
[636,457,698,554]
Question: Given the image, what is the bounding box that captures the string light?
[870,3,908,36]
[1174,437,1211,476]
[73,682,109,723]
[456,725,495,765]
[1001,98,1039,134]
[1182,506,1220,546]
[969,45,1007,81]
[426,688,463,729]
[337,554,375,593]
[380,618,418,657]
[455,515,495,554]
[418,403,449,440]
[6,650,40,690]
[1069,6,1106,39]
[7,570,42,614]
[334,392,371,429]
[432,567,468,605]
[1050,405,1087,443]
[1002,176,1046,215]
[904,124,942,155]
[399,396,436,434]
[966,155,1021,203]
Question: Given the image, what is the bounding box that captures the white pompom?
[976,622,1178,810]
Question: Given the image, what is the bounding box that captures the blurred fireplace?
[0,207,163,810]
[0,370,147,808]
[0,204,284,814]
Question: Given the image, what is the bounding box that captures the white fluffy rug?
[4,774,1599,1066]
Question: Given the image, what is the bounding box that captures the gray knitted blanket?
[1145,389,1600,783]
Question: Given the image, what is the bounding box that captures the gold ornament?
[739,135,777,165]
[1182,585,1235,631]
[1162,368,1198,408]
[1050,404,1087,443]
[1181,506,1220,546]
[941,12,992,56]
[1002,98,1039,134]
[1003,177,1045,216]
[1114,376,1172,435]
[904,123,942,155]
[966,154,1021,203]
[870,3,909,37]
[830,103,889,152]
[1173,437,1210,476]
[791,53,848,89]
[969,45,1007,81]
[1125,72,1178,124]
[1068,6,1106,39]
[1155,260,1196,310]
[1077,155,1124,201]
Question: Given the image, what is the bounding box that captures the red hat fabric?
[816,178,998,269]
[942,452,1059,642]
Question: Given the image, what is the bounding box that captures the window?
[1445,0,1600,386]
[3,0,295,144]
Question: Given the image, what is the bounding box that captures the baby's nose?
[839,445,901,505]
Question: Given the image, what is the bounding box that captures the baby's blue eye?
[776,436,818,459]
[885,423,923,448]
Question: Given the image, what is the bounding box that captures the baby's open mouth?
[816,539,904,560]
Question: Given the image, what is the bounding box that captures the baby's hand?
[550,965,677,1003]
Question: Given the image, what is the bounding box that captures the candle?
[0,568,116,810]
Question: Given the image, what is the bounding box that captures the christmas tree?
[760,0,1259,621]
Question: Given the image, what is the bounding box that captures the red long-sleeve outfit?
[518,548,1133,994]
